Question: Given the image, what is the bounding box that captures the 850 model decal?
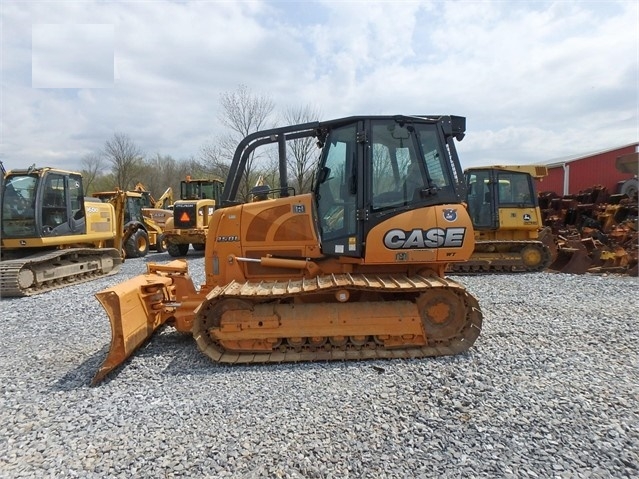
[384,227,467,249]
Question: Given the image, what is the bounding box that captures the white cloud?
[0,0,636,173]
[32,24,114,88]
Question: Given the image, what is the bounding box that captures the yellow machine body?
[1,167,125,296]
[451,164,554,273]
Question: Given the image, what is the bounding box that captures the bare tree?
[135,153,181,200]
[103,133,144,190]
[282,104,322,194]
[199,140,231,180]
[80,152,106,194]
[218,84,275,199]
[90,173,117,194]
[219,84,275,140]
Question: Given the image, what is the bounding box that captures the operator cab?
[314,116,465,257]
[1,168,86,239]
[222,115,467,259]
[465,168,537,230]
[181,178,224,201]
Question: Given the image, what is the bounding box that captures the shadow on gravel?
[52,324,480,390]
[152,332,479,381]
[50,326,195,391]
[51,348,109,391]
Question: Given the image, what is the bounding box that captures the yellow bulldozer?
[1,166,127,297]
[449,164,555,273]
[92,115,484,384]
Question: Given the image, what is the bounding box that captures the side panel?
[84,200,117,240]
[141,207,172,228]
[497,206,543,231]
[204,195,323,286]
[364,204,475,265]
[240,194,320,257]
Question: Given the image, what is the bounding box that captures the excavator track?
[192,273,483,364]
[1,248,123,298]
[449,240,553,274]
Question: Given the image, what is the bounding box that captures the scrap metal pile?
[539,186,638,276]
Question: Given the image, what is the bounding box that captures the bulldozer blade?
[92,274,175,385]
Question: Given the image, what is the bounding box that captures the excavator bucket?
[538,226,558,265]
[92,274,177,385]
[549,247,592,274]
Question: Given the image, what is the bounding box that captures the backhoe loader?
[92,189,168,256]
[135,182,174,210]
[134,182,174,229]
[1,166,127,297]
[92,115,483,384]
[449,165,555,273]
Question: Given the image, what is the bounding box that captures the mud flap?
[92,275,176,385]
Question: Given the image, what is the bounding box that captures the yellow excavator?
[92,115,483,384]
[449,164,554,273]
[1,166,126,297]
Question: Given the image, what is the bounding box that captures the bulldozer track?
[192,273,483,364]
[1,248,123,298]
[449,240,552,274]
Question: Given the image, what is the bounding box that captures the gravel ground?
[0,252,637,479]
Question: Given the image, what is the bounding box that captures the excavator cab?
[1,168,86,242]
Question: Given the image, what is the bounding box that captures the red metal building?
[535,142,638,196]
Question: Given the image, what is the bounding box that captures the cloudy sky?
[1,0,637,173]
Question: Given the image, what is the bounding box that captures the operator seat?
[403,162,423,203]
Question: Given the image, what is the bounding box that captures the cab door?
[465,169,499,230]
[40,172,86,236]
[316,120,365,257]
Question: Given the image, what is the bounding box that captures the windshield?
[2,174,38,237]
[370,120,455,211]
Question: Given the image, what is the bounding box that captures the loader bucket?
[92,274,176,385]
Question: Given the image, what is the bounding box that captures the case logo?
[384,227,467,249]
[443,208,457,222]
